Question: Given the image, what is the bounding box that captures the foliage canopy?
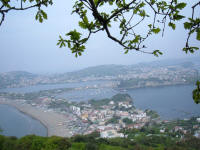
[0,133,200,150]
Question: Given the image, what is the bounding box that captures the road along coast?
[0,98,72,137]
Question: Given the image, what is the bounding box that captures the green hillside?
[0,132,199,150]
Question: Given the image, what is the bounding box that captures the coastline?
[116,83,194,91]
[0,99,72,137]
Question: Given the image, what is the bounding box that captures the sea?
[0,82,200,137]
[0,104,47,138]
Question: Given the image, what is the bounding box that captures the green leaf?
[182,47,199,54]
[124,50,128,54]
[66,30,81,41]
[41,10,47,20]
[78,52,82,56]
[158,51,163,55]
[94,0,98,6]
[175,3,186,10]
[191,47,199,50]
[153,50,162,57]
[79,21,87,29]
[109,0,113,5]
[196,29,200,41]
[133,8,139,14]
[139,10,146,17]
[193,80,200,104]
[148,24,152,29]
[184,22,192,29]
[150,0,156,5]
[39,15,43,23]
[67,42,71,48]
[173,14,185,20]
[80,38,87,43]
[168,22,176,30]
[138,2,145,8]
[83,16,89,25]
[152,28,161,34]
[132,35,140,43]
[35,14,38,20]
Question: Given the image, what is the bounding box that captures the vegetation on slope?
[0,131,200,150]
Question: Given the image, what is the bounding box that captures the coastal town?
[0,93,200,139]
[0,62,199,89]
[68,94,150,137]
[0,60,200,140]
[0,94,151,137]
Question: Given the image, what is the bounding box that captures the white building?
[70,106,81,116]
[100,130,124,138]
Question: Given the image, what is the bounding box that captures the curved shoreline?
[1,103,49,137]
[0,100,71,137]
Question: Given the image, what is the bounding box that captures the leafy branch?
[193,80,200,104]
[183,1,200,53]
[0,0,53,26]
[58,0,189,57]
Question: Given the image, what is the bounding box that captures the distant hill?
[0,71,37,88]
[3,71,36,78]
[59,64,130,78]
[0,57,199,88]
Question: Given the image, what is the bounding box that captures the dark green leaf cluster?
[35,9,47,23]
[152,50,163,57]
[183,2,200,53]
[0,132,200,150]
[0,0,52,25]
[0,135,71,150]
[57,30,86,57]
[193,80,200,104]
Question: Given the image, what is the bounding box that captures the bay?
[1,83,200,125]
[0,104,47,138]
[57,84,200,120]
[0,80,115,93]
[127,85,200,120]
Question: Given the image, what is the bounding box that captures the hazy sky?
[0,0,199,74]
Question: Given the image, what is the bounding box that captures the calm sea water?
[0,80,115,93]
[0,104,47,138]
[126,85,200,120]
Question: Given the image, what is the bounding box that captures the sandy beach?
[0,98,72,137]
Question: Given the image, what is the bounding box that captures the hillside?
[0,57,199,89]
[0,131,200,150]
[0,71,37,88]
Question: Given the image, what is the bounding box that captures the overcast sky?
[0,0,199,74]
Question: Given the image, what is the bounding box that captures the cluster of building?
[1,94,200,139]
[158,118,200,139]
[1,63,199,89]
[69,99,151,138]
[194,121,200,138]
